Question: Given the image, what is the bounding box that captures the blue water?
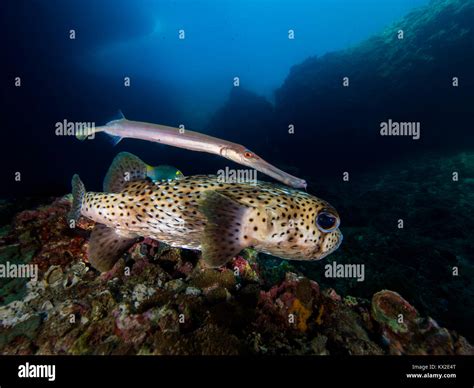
[78,0,429,124]
[15,0,430,127]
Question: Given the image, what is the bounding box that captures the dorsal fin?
[103,152,149,192]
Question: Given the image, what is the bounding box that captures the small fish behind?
[147,164,183,182]
[69,152,342,272]
[102,152,183,193]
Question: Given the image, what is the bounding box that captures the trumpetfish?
[69,152,342,272]
[76,116,307,189]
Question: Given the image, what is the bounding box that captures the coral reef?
[0,189,472,355]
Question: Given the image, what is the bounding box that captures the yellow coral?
[315,305,325,325]
[289,299,311,332]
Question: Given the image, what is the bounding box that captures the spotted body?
[69,153,342,272]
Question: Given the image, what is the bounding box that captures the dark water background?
[1,0,435,195]
[1,0,473,339]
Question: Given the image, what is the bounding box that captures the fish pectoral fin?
[103,152,149,192]
[105,133,123,147]
[88,224,138,272]
[199,190,250,268]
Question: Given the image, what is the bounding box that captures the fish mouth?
[315,229,343,260]
[334,231,344,251]
[250,159,307,189]
[220,145,307,189]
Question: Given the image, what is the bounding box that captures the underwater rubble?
[0,193,472,355]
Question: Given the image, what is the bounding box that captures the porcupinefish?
[68,152,342,272]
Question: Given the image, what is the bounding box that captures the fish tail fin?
[68,174,86,223]
[75,124,104,141]
[76,111,125,143]
[75,132,88,141]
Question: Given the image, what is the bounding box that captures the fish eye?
[316,211,339,232]
[243,151,254,159]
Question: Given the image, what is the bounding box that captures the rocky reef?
[276,0,474,163]
[0,188,472,355]
[208,0,474,175]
